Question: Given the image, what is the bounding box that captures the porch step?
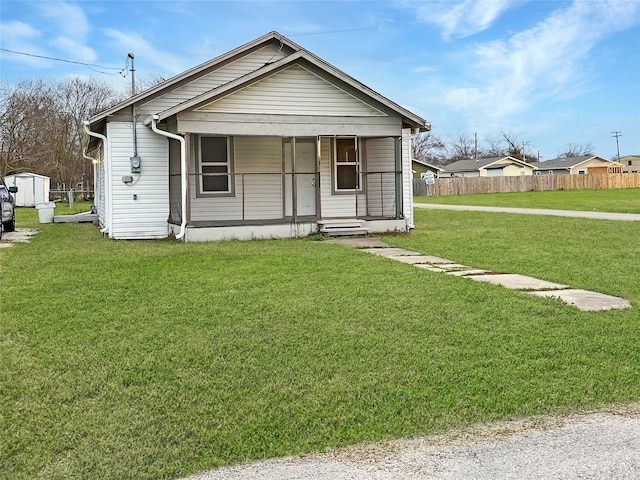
[318,219,369,237]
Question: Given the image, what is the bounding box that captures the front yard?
[1,205,639,479]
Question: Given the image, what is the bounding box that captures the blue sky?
[1,0,639,160]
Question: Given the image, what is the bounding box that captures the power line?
[0,47,126,75]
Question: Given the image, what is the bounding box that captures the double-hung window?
[334,137,361,191]
[199,136,233,195]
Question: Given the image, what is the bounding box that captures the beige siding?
[189,136,284,222]
[319,137,365,218]
[196,65,386,117]
[106,122,169,239]
[179,111,401,137]
[139,45,288,114]
[364,138,396,217]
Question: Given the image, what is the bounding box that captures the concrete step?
[318,219,368,237]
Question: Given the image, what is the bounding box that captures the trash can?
[36,202,56,223]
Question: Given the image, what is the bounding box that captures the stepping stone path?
[0,228,39,248]
[329,237,631,312]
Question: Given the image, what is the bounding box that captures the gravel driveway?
[182,403,640,479]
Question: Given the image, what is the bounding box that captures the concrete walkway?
[330,237,630,312]
[0,228,39,248]
[414,203,640,221]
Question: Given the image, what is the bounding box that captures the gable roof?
[532,155,610,170]
[89,31,428,130]
[412,158,445,172]
[442,156,534,173]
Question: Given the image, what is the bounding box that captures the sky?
[1,0,639,161]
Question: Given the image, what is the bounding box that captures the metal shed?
[4,173,51,207]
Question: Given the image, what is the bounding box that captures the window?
[577,169,586,174]
[334,137,361,191]
[199,136,233,195]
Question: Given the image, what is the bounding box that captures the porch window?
[198,136,233,195]
[334,137,361,191]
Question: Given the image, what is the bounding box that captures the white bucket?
[36,202,56,223]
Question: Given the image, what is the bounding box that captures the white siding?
[139,45,288,115]
[364,138,396,217]
[106,122,169,239]
[196,65,386,117]
[401,129,412,227]
[94,145,106,229]
[189,136,284,222]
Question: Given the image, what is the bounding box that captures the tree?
[557,142,595,158]
[0,78,117,191]
[412,132,446,165]
[445,133,479,163]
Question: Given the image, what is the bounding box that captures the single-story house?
[3,172,50,207]
[620,155,640,174]
[531,155,611,175]
[439,156,536,178]
[85,32,429,241]
[412,158,444,179]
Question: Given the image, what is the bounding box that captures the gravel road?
[182,403,640,480]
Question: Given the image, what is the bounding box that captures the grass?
[2,202,640,479]
[414,188,640,214]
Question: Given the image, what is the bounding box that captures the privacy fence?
[413,173,640,197]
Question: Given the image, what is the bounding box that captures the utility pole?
[474,132,478,160]
[611,131,622,160]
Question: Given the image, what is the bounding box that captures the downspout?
[83,121,110,234]
[403,127,422,229]
[81,146,97,212]
[147,115,187,240]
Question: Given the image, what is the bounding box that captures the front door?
[284,138,317,218]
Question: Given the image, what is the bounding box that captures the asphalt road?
[183,404,640,480]
[413,203,640,221]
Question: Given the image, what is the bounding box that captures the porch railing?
[171,169,401,224]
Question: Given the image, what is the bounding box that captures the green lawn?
[2,205,639,479]
[414,188,640,214]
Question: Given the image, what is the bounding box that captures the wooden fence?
[413,173,640,197]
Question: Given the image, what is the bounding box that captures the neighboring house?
[3,172,50,207]
[412,158,444,179]
[85,32,429,241]
[439,156,536,178]
[620,155,640,174]
[531,155,611,175]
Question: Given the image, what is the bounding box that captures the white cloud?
[102,28,187,76]
[35,1,97,63]
[410,0,513,40]
[0,20,49,67]
[38,1,90,38]
[438,0,640,131]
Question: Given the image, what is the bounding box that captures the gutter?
[83,121,110,234]
[145,115,187,240]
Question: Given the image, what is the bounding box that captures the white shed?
[4,173,51,207]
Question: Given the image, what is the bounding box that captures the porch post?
[395,136,403,217]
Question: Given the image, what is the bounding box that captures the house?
[3,172,50,207]
[620,155,640,174]
[531,155,611,175]
[439,156,536,178]
[84,32,429,241]
[412,158,444,179]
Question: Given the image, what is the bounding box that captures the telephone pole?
[611,131,622,160]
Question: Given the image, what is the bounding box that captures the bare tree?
[412,132,446,165]
[0,78,117,189]
[445,133,479,163]
[557,142,595,158]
